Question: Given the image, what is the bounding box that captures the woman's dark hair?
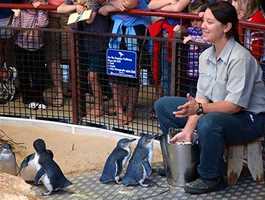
[188,0,208,13]
[208,1,240,43]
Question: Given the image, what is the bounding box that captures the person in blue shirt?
[99,0,150,125]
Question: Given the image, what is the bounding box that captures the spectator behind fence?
[173,0,209,95]
[0,0,23,68]
[13,0,49,109]
[232,0,265,61]
[147,0,190,120]
[57,0,111,117]
[99,0,150,125]
[44,0,65,107]
[154,1,265,194]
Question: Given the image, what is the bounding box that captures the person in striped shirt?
[13,0,49,109]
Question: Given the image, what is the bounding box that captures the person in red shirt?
[232,0,265,60]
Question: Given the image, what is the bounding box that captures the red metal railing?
[0,3,264,133]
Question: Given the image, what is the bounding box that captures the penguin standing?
[122,134,154,187]
[0,143,17,175]
[100,138,136,184]
[18,138,53,182]
[18,150,54,182]
[34,150,72,195]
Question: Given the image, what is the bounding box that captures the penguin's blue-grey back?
[38,152,72,190]
[122,145,149,186]
[100,147,128,183]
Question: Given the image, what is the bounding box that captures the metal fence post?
[69,31,78,124]
[170,34,177,96]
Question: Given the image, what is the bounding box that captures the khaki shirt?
[196,38,265,114]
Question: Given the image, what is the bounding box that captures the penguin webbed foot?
[115,176,122,184]
[41,191,53,196]
[33,181,41,186]
[139,180,149,188]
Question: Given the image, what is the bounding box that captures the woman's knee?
[197,113,224,137]
[154,96,169,115]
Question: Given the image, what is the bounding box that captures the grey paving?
[33,172,265,200]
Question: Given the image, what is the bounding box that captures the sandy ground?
[0,173,40,200]
[0,121,163,176]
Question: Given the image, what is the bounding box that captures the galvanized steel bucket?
[160,128,197,187]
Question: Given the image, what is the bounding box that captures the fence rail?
[0,4,264,136]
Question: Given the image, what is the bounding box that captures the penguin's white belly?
[32,154,41,171]
[147,142,153,165]
[19,155,40,181]
[122,146,131,169]
[20,164,37,182]
[141,164,147,181]
[41,174,53,192]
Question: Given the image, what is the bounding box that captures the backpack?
[0,64,17,104]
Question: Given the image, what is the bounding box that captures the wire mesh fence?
[0,13,265,136]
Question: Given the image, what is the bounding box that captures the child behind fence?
[13,0,49,109]
[181,0,209,79]
[232,0,265,62]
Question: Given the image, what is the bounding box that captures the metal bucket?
[160,128,197,187]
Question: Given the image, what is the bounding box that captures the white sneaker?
[28,102,38,109]
[38,103,47,110]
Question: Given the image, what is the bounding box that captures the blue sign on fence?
[106,49,137,78]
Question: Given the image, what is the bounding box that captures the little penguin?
[122,134,154,187]
[0,143,17,175]
[100,138,136,184]
[18,138,53,182]
[34,150,72,195]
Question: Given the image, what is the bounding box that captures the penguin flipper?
[18,153,34,175]
[142,160,152,177]
[34,167,45,185]
[99,160,117,183]
[100,149,128,184]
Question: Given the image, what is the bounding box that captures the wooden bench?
[226,137,264,185]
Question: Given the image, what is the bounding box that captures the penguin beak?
[129,138,137,143]
[148,135,156,140]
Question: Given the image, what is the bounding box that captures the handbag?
[0,16,14,39]
[0,63,17,104]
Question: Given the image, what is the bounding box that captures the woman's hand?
[32,1,41,8]
[173,93,199,117]
[169,128,194,143]
[173,24,181,32]
[12,9,21,17]
[111,0,128,11]
[98,5,112,16]
[183,35,192,44]
[76,4,86,14]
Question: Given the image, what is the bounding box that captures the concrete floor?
[34,171,265,200]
